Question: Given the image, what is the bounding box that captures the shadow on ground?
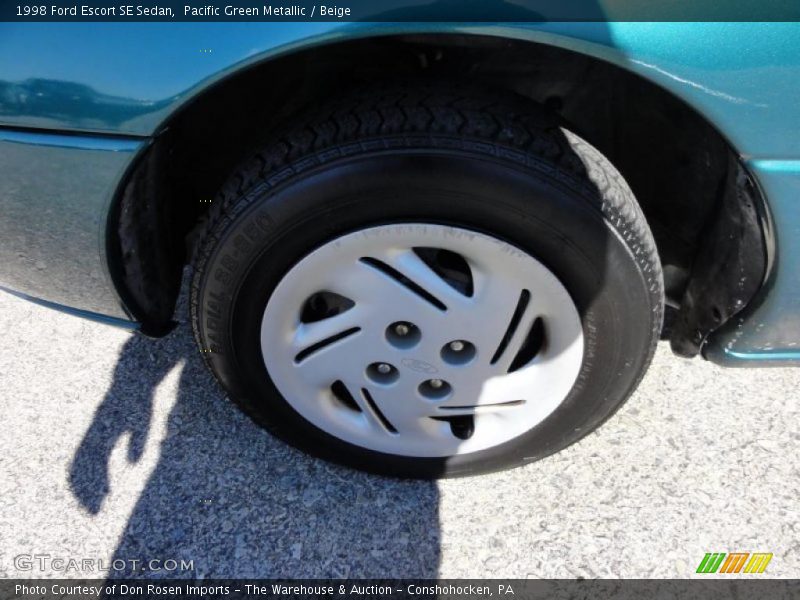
[68,314,439,578]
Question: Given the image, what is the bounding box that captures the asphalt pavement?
[1,287,798,579]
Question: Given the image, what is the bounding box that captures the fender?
[1,21,799,362]
[1,22,799,158]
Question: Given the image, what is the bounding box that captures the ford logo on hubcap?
[401,358,438,374]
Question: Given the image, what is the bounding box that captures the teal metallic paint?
[0,285,140,331]
[724,350,800,362]
[0,128,143,151]
[0,128,143,319]
[2,22,799,156]
[0,20,799,362]
[704,160,800,365]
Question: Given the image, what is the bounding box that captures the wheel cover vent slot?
[300,291,354,323]
[294,327,361,364]
[508,317,546,372]
[361,388,397,434]
[330,380,361,413]
[413,247,474,297]
[437,400,526,413]
[359,257,447,311]
[432,415,475,440]
[490,289,531,365]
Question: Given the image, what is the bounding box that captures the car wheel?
[190,83,663,477]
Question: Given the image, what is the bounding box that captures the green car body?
[1,19,799,365]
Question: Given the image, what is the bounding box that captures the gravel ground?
[0,288,798,579]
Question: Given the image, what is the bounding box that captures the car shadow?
[68,299,440,579]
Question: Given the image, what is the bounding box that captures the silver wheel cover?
[260,224,584,456]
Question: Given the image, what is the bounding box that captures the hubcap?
[260,223,583,456]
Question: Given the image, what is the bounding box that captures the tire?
[190,83,663,478]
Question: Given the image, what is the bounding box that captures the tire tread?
[190,82,664,472]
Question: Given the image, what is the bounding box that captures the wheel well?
[109,33,768,352]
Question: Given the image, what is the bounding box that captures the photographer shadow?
[68,313,440,579]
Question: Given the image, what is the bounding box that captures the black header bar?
[3,0,800,22]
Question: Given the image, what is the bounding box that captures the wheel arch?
[107,31,770,356]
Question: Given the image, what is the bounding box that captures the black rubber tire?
[190,82,664,478]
